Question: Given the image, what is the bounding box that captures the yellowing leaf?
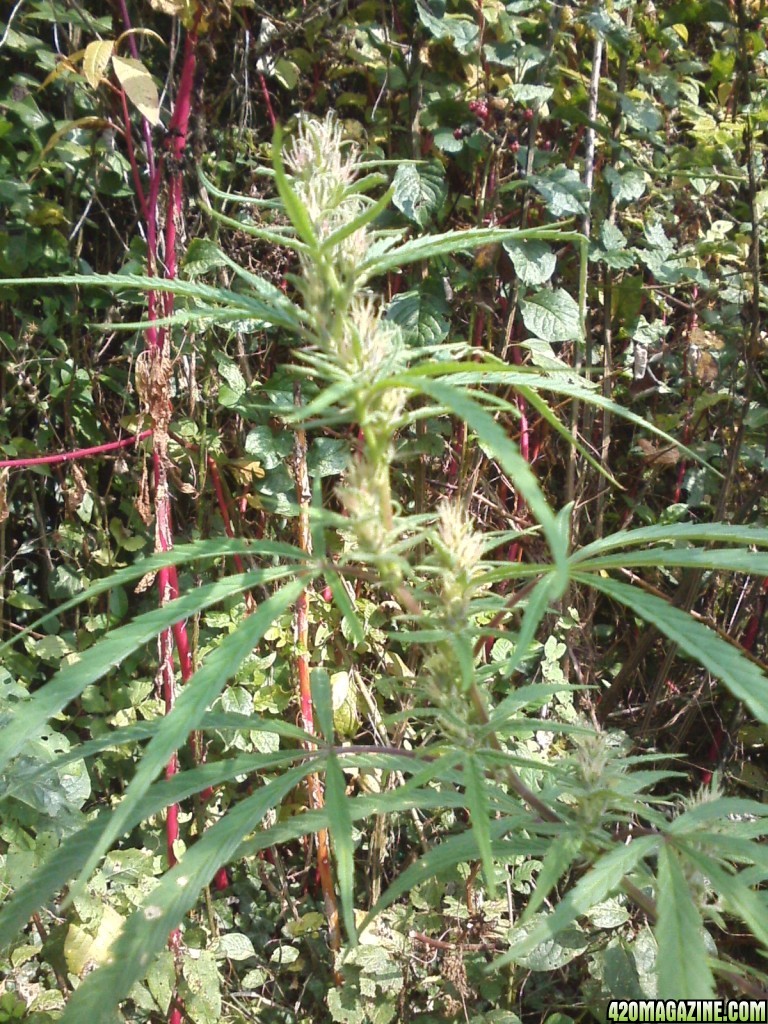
[27,200,69,227]
[115,27,165,47]
[30,117,112,172]
[228,459,265,485]
[38,54,84,91]
[64,906,124,978]
[83,40,114,88]
[148,0,186,13]
[112,55,161,126]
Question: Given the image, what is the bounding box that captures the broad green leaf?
[529,168,589,217]
[509,84,554,105]
[416,0,479,54]
[656,844,715,998]
[65,904,124,976]
[273,57,300,90]
[521,288,582,343]
[392,163,446,227]
[181,238,230,277]
[384,288,450,347]
[503,239,556,286]
[575,574,768,724]
[308,437,348,478]
[510,920,589,971]
[604,167,647,204]
[244,425,293,470]
[621,94,663,134]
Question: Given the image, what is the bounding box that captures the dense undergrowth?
[1,2,768,1022]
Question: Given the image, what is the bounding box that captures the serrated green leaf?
[509,920,588,971]
[181,238,228,277]
[308,437,348,478]
[529,168,589,217]
[464,754,496,894]
[656,844,714,998]
[55,763,314,1024]
[572,523,768,563]
[521,289,582,343]
[604,167,647,204]
[500,837,658,968]
[384,288,450,346]
[244,426,293,470]
[574,574,768,724]
[416,0,479,54]
[392,162,446,227]
[503,239,556,285]
[325,752,357,943]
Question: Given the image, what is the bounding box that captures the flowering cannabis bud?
[284,112,359,198]
[284,112,367,278]
[432,500,485,621]
[336,295,403,380]
[338,455,391,556]
[437,500,484,579]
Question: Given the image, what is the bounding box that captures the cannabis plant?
[2,112,768,1022]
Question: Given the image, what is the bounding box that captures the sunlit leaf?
[112,55,161,126]
[82,40,114,88]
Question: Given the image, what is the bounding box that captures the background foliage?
[1,1,768,1022]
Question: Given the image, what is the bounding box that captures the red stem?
[0,431,152,469]
[118,87,149,222]
[116,0,156,179]
[206,456,248,576]
[258,72,277,129]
